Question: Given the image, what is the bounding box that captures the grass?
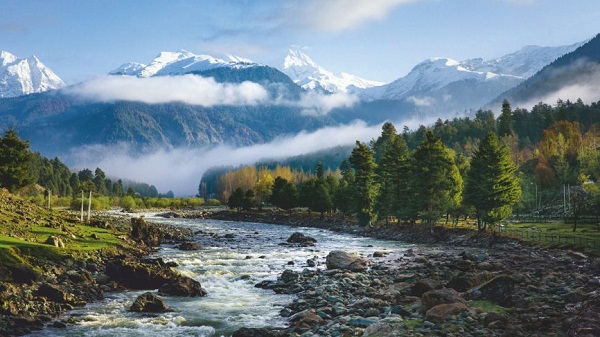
[469,300,508,314]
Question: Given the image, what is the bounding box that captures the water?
[27,216,416,337]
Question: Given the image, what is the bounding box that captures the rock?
[287,232,317,246]
[349,317,379,327]
[425,302,468,322]
[467,274,515,306]
[158,276,207,297]
[130,217,162,246]
[568,299,600,336]
[44,235,65,248]
[411,278,441,296]
[129,292,169,312]
[178,241,201,250]
[421,288,466,310]
[484,312,508,327]
[373,251,386,258]
[290,309,326,330]
[325,250,368,272]
[307,259,316,267]
[36,283,81,306]
[6,264,41,284]
[105,258,180,289]
[280,269,299,284]
[232,327,284,337]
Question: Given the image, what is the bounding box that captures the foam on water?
[27,217,414,337]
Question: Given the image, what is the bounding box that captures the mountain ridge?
[0,51,65,98]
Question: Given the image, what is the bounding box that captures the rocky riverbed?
[201,210,600,337]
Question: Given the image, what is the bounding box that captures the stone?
[129,292,169,312]
[307,259,316,267]
[290,309,326,330]
[158,276,207,297]
[421,288,467,310]
[467,274,515,306]
[325,250,368,272]
[36,283,81,306]
[425,302,468,322]
[373,251,386,258]
[44,235,65,248]
[280,269,299,284]
[178,241,201,251]
[130,217,162,246]
[411,278,441,296]
[105,258,180,289]
[287,232,317,246]
[568,299,600,336]
[232,327,284,337]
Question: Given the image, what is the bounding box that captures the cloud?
[285,0,419,32]
[66,116,429,196]
[406,96,435,107]
[296,91,359,115]
[65,74,269,106]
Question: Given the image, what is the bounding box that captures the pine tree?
[374,135,410,222]
[270,177,298,211]
[349,141,377,226]
[497,99,513,137]
[410,131,463,225]
[0,128,36,192]
[464,132,521,230]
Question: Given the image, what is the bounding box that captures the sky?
[1,0,599,85]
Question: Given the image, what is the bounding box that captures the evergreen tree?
[228,187,245,211]
[464,132,521,230]
[270,177,298,211]
[334,168,355,215]
[349,141,377,226]
[372,122,397,163]
[410,131,462,225]
[243,189,255,210]
[497,99,513,137]
[374,135,410,221]
[0,128,36,192]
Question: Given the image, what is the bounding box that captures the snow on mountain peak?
[109,50,258,78]
[0,51,65,98]
[281,49,383,93]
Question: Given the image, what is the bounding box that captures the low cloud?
[296,91,359,115]
[65,74,269,106]
[515,60,600,110]
[67,118,426,196]
[406,95,435,107]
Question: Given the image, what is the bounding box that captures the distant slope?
[492,34,600,108]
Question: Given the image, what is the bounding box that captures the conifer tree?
[497,99,513,137]
[0,128,36,192]
[375,135,410,221]
[464,132,521,230]
[410,131,462,225]
[349,141,377,226]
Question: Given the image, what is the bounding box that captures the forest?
[201,99,600,229]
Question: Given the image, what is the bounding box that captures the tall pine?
[349,141,377,226]
[0,128,36,192]
[464,132,521,230]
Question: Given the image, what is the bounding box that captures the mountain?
[359,42,583,115]
[109,50,257,77]
[0,51,65,98]
[281,49,384,93]
[491,34,600,108]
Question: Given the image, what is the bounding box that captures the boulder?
[466,274,515,306]
[36,283,82,306]
[411,278,442,296]
[425,302,468,323]
[178,241,201,251]
[130,217,162,246]
[129,292,169,312]
[290,309,326,330]
[286,232,317,246]
[279,269,299,284]
[232,327,284,337]
[158,276,207,297]
[421,288,467,310]
[44,235,65,248]
[105,258,179,289]
[325,250,368,272]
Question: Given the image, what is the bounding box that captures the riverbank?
[0,190,198,336]
[202,209,600,337]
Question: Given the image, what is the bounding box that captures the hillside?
[493,34,600,108]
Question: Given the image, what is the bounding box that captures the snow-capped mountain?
[359,42,583,114]
[462,42,584,78]
[109,50,257,77]
[0,51,65,98]
[281,49,384,93]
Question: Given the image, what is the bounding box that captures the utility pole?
[87,191,92,222]
[47,189,51,209]
[80,191,84,222]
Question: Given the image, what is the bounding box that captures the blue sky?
[1,0,599,85]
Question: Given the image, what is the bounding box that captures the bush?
[206,199,221,206]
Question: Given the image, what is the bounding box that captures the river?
[27,215,416,337]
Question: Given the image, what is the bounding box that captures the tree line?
[209,98,600,229]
